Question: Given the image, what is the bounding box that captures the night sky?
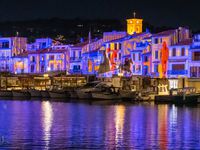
[0,0,200,30]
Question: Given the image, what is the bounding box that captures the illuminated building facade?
[27,38,52,51]
[168,39,192,78]
[188,34,200,78]
[0,37,27,72]
[151,27,190,78]
[3,16,200,81]
[28,47,69,74]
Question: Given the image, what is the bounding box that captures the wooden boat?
[12,90,31,98]
[0,90,13,97]
[48,90,70,99]
[41,90,50,98]
[27,89,42,97]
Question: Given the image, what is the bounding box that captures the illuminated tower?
[127,12,143,35]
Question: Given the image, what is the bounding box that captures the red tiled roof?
[152,30,176,37]
[28,48,68,54]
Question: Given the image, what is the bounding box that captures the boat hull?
[12,91,31,98]
[0,91,13,97]
[27,90,42,97]
[49,91,70,99]
[91,92,120,100]
[41,91,50,98]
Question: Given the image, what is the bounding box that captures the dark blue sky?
[0,0,199,30]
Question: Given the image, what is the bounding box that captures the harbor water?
[0,100,200,149]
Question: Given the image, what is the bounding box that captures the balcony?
[168,70,188,75]
[70,57,82,62]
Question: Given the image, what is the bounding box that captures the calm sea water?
[0,100,200,149]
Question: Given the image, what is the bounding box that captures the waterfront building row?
[0,17,200,79]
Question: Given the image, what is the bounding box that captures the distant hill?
[0,18,173,44]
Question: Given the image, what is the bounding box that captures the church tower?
[127,12,143,35]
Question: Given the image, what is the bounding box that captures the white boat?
[12,90,31,98]
[0,91,13,97]
[75,81,100,99]
[27,89,42,97]
[48,90,70,99]
[91,92,120,100]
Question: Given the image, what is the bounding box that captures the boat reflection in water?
[0,100,200,149]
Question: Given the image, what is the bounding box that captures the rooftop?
[152,29,176,37]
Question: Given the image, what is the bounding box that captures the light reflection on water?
[41,101,53,149]
[0,100,200,149]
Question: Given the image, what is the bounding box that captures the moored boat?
[48,90,70,99]
[91,92,121,100]
[119,90,136,100]
[0,90,13,97]
[27,89,42,97]
[12,90,31,98]
[75,81,101,99]
[41,90,50,98]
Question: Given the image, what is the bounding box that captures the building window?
[172,64,185,70]
[155,51,158,59]
[41,65,44,72]
[144,56,148,62]
[31,65,34,73]
[154,64,158,72]
[138,53,141,61]
[119,53,121,60]
[154,38,159,44]
[41,56,44,61]
[49,55,54,60]
[138,65,141,72]
[73,51,76,58]
[192,52,200,61]
[172,48,176,56]
[50,64,54,70]
[31,56,35,62]
[133,65,135,73]
[114,43,117,50]
[0,41,9,49]
[132,53,135,61]
[119,43,122,49]
[181,48,185,56]
[190,67,198,77]
[79,51,81,58]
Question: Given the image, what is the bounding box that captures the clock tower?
[127,13,143,35]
